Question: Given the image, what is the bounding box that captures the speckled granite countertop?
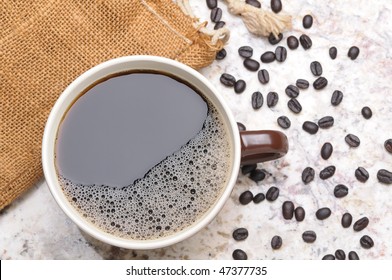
[1,0,392,260]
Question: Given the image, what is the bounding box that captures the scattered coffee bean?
[318,116,334,128]
[302,167,315,184]
[285,85,299,98]
[348,251,360,260]
[239,190,254,205]
[237,122,246,132]
[384,139,392,153]
[210,7,222,23]
[287,35,299,50]
[335,249,346,260]
[268,33,283,45]
[334,184,349,198]
[215,48,227,60]
[275,46,287,62]
[355,167,369,182]
[313,77,328,90]
[348,46,360,60]
[319,165,336,180]
[266,186,279,201]
[353,217,369,232]
[234,80,246,94]
[253,193,265,204]
[249,169,266,182]
[206,0,217,9]
[345,134,360,147]
[322,254,336,260]
[302,121,319,134]
[361,106,372,119]
[282,201,295,219]
[271,0,282,13]
[244,58,260,71]
[232,249,248,260]
[341,212,353,228]
[360,235,374,249]
[316,207,332,220]
[329,46,337,59]
[296,79,309,89]
[260,51,276,63]
[251,91,263,109]
[258,69,270,84]
[302,15,313,29]
[238,46,253,58]
[214,21,226,30]
[331,90,343,106]
[271,235,283,249]
[299,34,312,50]
[302,230,317,243]
[220,73,236,87]
[321,142,333,160]
[287,98,302,113]
[241,164,256,175]
[294,207,305,221]
[232,228,249,241]
[277,116,291,129]
[267,91,279,107]
[246,0,261,8]
[377,169,392,184]
[310,61,323,76]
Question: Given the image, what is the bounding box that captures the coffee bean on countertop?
[249,169,266,182]
[310,61,323,76]
[296,79,309,89]
[214,21,226,30]
[267,91,279,107]
[329,46,337,59]
[348,46,360,60]
[206,0,217,9]
[377,169,392,184]
[302,15,313,29]
[239,190,254,205]
[241,163,256,175]
[266,186,279,201]
[313,77,328,90]
[334,184,349,198]
[271,0,282,13]
[302,121,319,134]
[232,228,249,241]
[322,254,335,260]
[244,58,260,71]
[216,48,226,60]
[318,116,334,128]
[282,201,295,220]
[353,217,369,232]
[238,46,253,58]
[321,142,333,160]
[348,251,360,260]
[237,122,246,131]
[275,46,287,62]
[299,34,312,50]
[246,0,261,8]
[384,139,392,153]
[335,249,346,260]
[232,249,248,260]
[258,69,270,84]
[220,73,236,87]
[253,193,265,204]
[285,85,299,98]
[287,35,299,50]
[210,7,222,23]
[360,235,374,249]
[268,32,283,45]
[234,80,246,94]
[316,207,332,220]
[345,134,360,147]
[341,212,353,228]
[331,90,343,106]
[277,116,291,129]
[295,207,305,221]
[302,230,317,243]
[271,235,283,249]
[361,106,372,119]
[355,167,369,182]
[302,167,315,184]
[251,91,263,109]
[287,98,302,113]
[319,165,336,180]
[260,51,276,63]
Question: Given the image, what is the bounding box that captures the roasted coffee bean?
[321,142,333,160]
[294,207,305,221]
[220,73,236,87]
[251,91,263,109]
[360,235,374,249]
[310,61,323,76]
[246,0,261,8]
[282,201,295,219]
[244,58,260,71]
[232,249,248,260]
[302,121,319,134]
[238,46,253,58]
[341,212,353,228]
[335,249,346,260]
[267,91,279,107]
[241,164,256,175]
[302,15,313,29]
[258,69,270,84]
[377,169,392,184]
[316,207,332,220]
[206,0,217,9]
[299,34,312,50]
[348,251,360,260]
[253,193,265,204]
[302,167,315,184]
[210,7,222,23]
[277,116,291,129]
[268,32,283,45]
[271,0,282,13]
[345,134,360,147]
[329,46,337,59]
[275,46,287,62]
[249,169,266,182]
[266,186,279,201]
[384,139,392,153]
[287,98,302,113]
[353,217,369,232]
[239,190,254,205]
[271,235,282,249]
[348,46,360,60]
[234,80,246,94]
[232,228,249,241]
[214,21,226,30]
[334,184,349,198]
[313,77,328,90]
[296,79,309,89]
[322,254,336,260]
[260,51,276,63]
[355,167,369,182]
[237,122,246,131]
[319,165,336,180]
[302,230,317,243]
[331,90,343,106]
[285,85,299,98]
[361,106,372,119]
[216,48,227,60]
[287,35,299,50]
[318,116,334,128]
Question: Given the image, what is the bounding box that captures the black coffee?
[55,71,232,240]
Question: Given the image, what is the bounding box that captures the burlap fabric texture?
[0,0,223,210]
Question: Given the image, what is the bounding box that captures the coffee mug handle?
[240,130,289,165]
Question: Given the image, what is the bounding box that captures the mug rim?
[42,55,241,249]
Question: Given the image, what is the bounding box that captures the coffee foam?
[59,104,231,240]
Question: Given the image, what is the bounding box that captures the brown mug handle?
[240,130,289,165]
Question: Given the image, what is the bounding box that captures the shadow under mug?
[42,55,288,250]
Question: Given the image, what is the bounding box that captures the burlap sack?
[0,0,223,209]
